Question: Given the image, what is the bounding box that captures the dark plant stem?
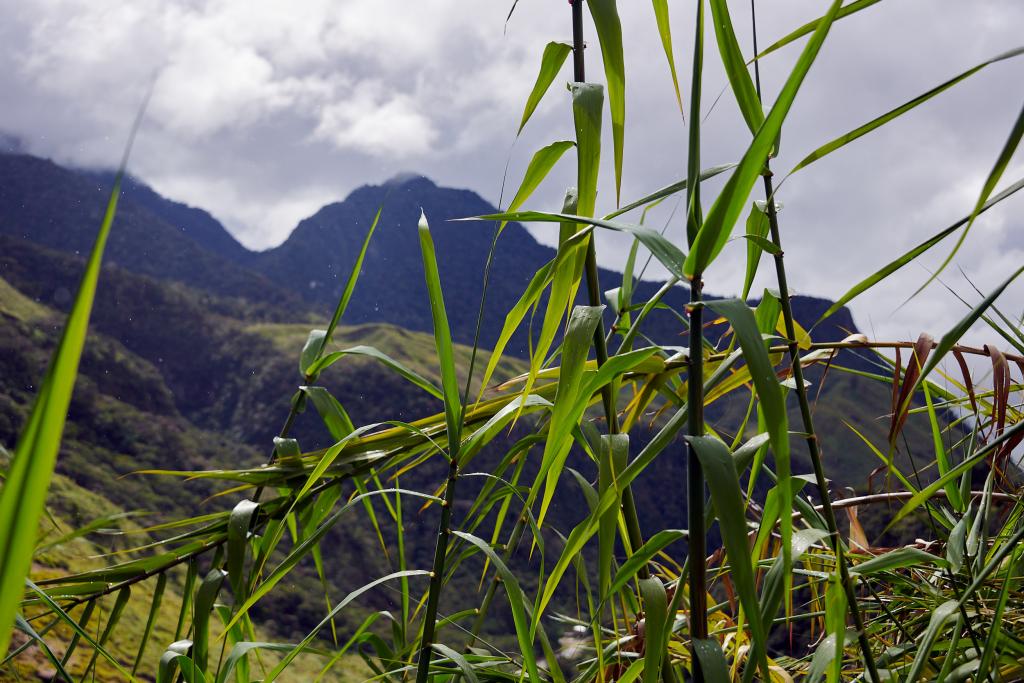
[749,3,879,680]
[686,278,708,654]
[686,0,709,676]
[570,0,648,576]
[415,448,460,683]
[762,175,880,682]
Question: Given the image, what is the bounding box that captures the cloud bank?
[1,0,1023,349]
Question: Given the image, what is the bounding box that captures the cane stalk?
[749,2,880,679]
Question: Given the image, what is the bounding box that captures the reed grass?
[4,2,1024,682]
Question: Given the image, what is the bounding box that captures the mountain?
[2,152,862,356]
[0,154,302,312]
[2,149,946,667]
[85,169,254,263]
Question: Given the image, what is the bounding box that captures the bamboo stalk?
[570,0,648,577]
[749,2,880,679]
[686,0,710,668]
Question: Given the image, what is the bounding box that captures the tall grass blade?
[708,0,765,135]
[791,48,1024,174]
[572,81,604,217]
[651,0,684,114]
[0,99,147,654]
[684,0,843,277]
[639,576,668,683]
[687,435,770,680]
[904,600,958,682]
[131,573,168,679]
[598,434,629,600]
[81,585,132,680]
[692,638,731,682]
[519,42,573,134]
[914,99,1024,294]
[451,532,541,681]
[415,208,466,683]
[816,176,1024,323]
[193,569,227,674]
[754,0,882,60]
[585,0,625,203]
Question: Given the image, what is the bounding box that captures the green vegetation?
[3,1,1024,681]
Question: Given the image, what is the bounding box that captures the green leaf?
[131,573,167,679]
[272,436,301,460]
[608,529,685,596]
[792,47,1024,174]
[687,436,770,681]
[13,615,74,683]
[227,500,258,601]
[755,0,882,61]
[300,386,355,440]
[816,176,1024,323]
[920,99,1024,291]
[511,188,588,425]
[572,82,604,217]
[450,532,542,681]
[418,210,463,447]
[742,204,772,299]
[760,528,828,633]
[639,577,668,683]
[692,638,731,683]
[224,489,439,635]
[175,561,198,641]
[299,208,382,379]
[608,163,735,220]
[686,0,706,245]
[0,116,141,654]
[923,382,963,511]
[308,344,442,400]
[947,512,970,573]
[507,141,575,218]
[684,0,843,277]
[472,210,687,280]
[586,0,626,204]
[300,329,327,377]
[709,299,790,577]
[708,0,765,135]
[598,434,629,599]
[905,600,959,682]
[519,42,573,133]
[850,547,948,576]
[535,305,605,527]
[807,633,840,683]
[651,0,683,114]
[158,640,193,683]
[431,643,481,683]
[192,569,226,673]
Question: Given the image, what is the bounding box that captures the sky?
[1,0,1023,352]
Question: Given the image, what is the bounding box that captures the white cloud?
[313,81,437,156]
[1,0,1023,350]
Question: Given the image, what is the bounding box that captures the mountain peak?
[0,132,24,154]
[382,172,436,189]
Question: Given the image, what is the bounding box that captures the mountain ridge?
[50,152,861,354]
